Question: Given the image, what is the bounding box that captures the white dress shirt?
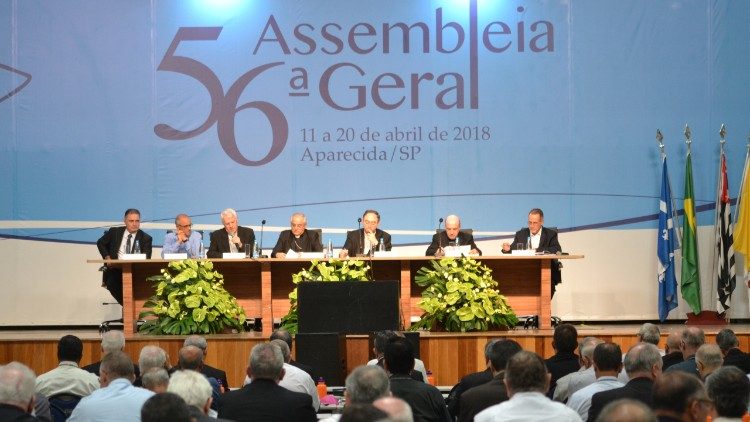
[475,391,583,422]
[566,376,624,421]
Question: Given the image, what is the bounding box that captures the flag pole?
[681,124,692,244]
[718,125,729,322]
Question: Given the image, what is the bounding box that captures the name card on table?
[222,252,246,259]
[299,252,325,259]
[444,245,470,257]
[121,254,147,260]
[374,251,396,258]
[163,253,188,260]
[511,249,536,256]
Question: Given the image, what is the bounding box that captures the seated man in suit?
[271,212,323,258]
[715,328,750,373]
[340,209,392,258]
[502,208,562,294]
[207,208,255,258]
[184,335,229,390]
[162,214,203,258]
[425,214,481,256]
[96,208,153,304]
[652,371,714,422]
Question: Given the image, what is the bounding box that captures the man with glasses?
[162,214,203,258]
[271,212,323,258]
[207,208,255,258]
[340,209,392,258]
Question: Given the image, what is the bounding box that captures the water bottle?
[526,236,531,250]
[455,236,460,247]
[133,240,141,254]
[316,377,327,399]
[251,241,258,258]
[327,239,334,259]
[198,240,205,259]
[378,237,385,252]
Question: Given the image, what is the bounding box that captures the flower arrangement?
[138,259,247,334]
[279,259,371,334]
[410,257,518,332]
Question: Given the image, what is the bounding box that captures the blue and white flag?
[658,156,679,321]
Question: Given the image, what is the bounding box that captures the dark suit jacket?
[425,231,482,256]
[723,348,750,373]
[503,226,562,285]
[447,368,493,417]
[0,404,39,421]
[390,375,452,422]
[97,226,153,259]
[545,352,580,397]
[342,228,392,256]
[207,226,255,258]
[271,229,323,257]
[217,378,317,422]
[202,364,229,391]
[588,377,654,422]
[662,351,683,371]
[665,355,698,377]
[457,373,509,422]
[83,360,140,378]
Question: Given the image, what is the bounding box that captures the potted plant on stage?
[138,259,246,334]
[279,259,371,334]
[410,257,518,332]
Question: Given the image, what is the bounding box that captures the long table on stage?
[88,254,584,336]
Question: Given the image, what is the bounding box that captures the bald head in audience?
[0,362,36,414]
[595,398,656,422]
[695,344,722,380]
[373,396,414,422]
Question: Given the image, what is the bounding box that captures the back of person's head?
[504,350,548,393]
[345,365,390,404]
[139,345,168,372]
[141,392,191,422]
[695,344,723,373]
[383,337,414,375]
[101,330,126,354]
[141,368,169,393]
[593,342,623,372]
[270,339,291,363]
[101,350,135,380]
[715,328,739,352]
[168,369,213,411]
[0,362,36,410]
[682,327,705,350]
[183,335,208,353]
[487,339,522,372]
[57,334,84,362]
[623,343,661,377]
[270,329,293,350]
[178,345,204,370]
[652,371,706,415]
[249,342,284,381]
[373,330,399,355]
[483,339,497,360]
[665,330,682,352]
[552,323,578,354]
[595,398,657,422]
[580,337,604,363]
[637,323,660,346]
[373,396,414,422]
[339,403,389,422]
[705,365,750,418]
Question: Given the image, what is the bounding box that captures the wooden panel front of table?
[88,255,583,336]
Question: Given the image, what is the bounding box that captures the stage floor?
[2,322,748,387]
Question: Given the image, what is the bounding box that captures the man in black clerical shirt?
[271,212,323,258]
[340,209,392,257]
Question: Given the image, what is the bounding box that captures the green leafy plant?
[410,257,518,332]
[279,259,371,334]
[138,259,247,334]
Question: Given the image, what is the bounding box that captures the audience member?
[183,335,229,390]
[457,339,522,422]
[595,399,657,422]
[83,330,140,377]
[68,351,154,422]
[321,365,391,422]
[35,335,99,398]
[561,337,604,401]
[695,344,723,380]
[0,362,39,421]
[652,371,715,422]
[373,396,414,422]
[271,329,314,376]
[665,327,704,377]
[268,339,320,411]
[474,350,582,421]
[338,403,389,422]
[636,324,662,351]
[218,343,316,422]
[715,328,750,374]
[369,331,427,382]
[588,343,662,422]
[567,342,624,421]
[32,393,51,422]
[546,323,581,397]
[385,337,451,422]
[447,339,496,418]
[662,331,684,371]
[141,368,169,393]
[177,345,222,411]
[705,366,750,421]
[135,345,169,387]
[140,392,191,422]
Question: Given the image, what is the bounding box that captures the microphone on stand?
[259,219,266,258]
[436,217,444,256]
[358,217,363,256]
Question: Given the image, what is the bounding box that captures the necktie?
[126,234,132,254]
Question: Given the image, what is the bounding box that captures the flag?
[681,152,702,314]
[714,152,736,313]
[658,156,679,321]
[734,152,750,271]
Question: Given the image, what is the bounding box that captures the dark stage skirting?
[2,323,749,388]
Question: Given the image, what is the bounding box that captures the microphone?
[259,219,266,258]
[437,217,444,251]
[357,217,365,255]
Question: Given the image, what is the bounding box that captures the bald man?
[425,215,481,256]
